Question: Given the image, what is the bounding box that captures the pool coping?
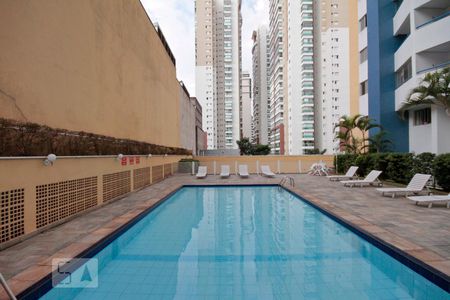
[2,183,449,299]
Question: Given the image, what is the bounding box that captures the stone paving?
[0,173,449,296]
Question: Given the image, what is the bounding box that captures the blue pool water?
[42,186,449,299]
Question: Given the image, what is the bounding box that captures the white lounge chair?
[220,165,230,178]
[408,193,450,208]
[196,166,207,179]
[376,174,431,198]
[341,170,383,187]
[261,165,276,177]
[327,166,359,181]
[238,164,249,178]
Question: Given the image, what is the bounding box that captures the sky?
[140,0,269,97]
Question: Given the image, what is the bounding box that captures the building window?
[360,80,368,96]
[359,15,367,31]
[360,47,368,63]
[413,108,431,126]
[396,58,412,88]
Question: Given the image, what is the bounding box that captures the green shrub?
[354,154,373,177]
[179,158,199,162]
[433,154,450,191]
[335,154,357,174]
[412,152,435,175]
[385,153,414,184]
[370,153,390,179]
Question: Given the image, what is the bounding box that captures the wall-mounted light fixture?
[43,154,57,166]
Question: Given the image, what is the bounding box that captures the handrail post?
[0,273,17,300]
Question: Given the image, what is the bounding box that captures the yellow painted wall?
[0,155,188,248]
[0,0,181,147]
[194,155,335,174]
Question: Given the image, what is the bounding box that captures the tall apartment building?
[315,0,359,154]
[240,72,252,139]
[285,0,316,155]
[358,0,450,154]
[268,0,286,154]
[392,0,450,153]
[251,26,270,145]
[357,0,409,152]
[195,0,242,150]
[266,0,360,155]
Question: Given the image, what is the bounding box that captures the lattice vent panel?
[171,162,179,174]
[36,177,98,229]
[133,167,151,190]
[0,189,25,243]
[152,165,163,183]
[103,171,131,202]
[164,164,172,177]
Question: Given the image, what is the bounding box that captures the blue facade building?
[365,0,409,152]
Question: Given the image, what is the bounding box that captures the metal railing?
[279,176,295,190]
[417,60,450,75]
[416,11,450,29]
[0,273,16,300]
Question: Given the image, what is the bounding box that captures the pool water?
[42,186,450,299]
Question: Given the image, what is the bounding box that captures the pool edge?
[10,183,450,298]
[281,184,450,293]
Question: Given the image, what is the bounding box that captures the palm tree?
[366,130,393,153]
[334,114,381,154]
[334,115,359,153]
[355,115,381,143]
[399,67,450,118]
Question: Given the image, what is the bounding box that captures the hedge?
[433,153,450,191]
[0,118,191,156]
[335,152,450,190]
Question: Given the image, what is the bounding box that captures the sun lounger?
[376,174,431,198]
[220,165,230,178]
[327,166,359,181]
[238,164,249,178]
[408,193,450,208]
[341,170,383,187]
[196,166,207,179]
[261,165,276,177]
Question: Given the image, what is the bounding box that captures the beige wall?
[0,155,188,248]
[348,0,360,116]
[194,155,334,174]
[179,83,196,153]
[0,0,181,147]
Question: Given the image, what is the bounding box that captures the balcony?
[393,0,411,36]
[415,1,450,30]
[416,41,450,74]
[415,12,450,54]
[394,34,412,70]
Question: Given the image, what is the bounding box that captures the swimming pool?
[39,186,449,299]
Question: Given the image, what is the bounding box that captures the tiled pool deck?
[1,173,449,297]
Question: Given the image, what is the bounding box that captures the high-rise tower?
[195,0,242,150]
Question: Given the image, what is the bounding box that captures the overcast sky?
[141,0,269,97]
